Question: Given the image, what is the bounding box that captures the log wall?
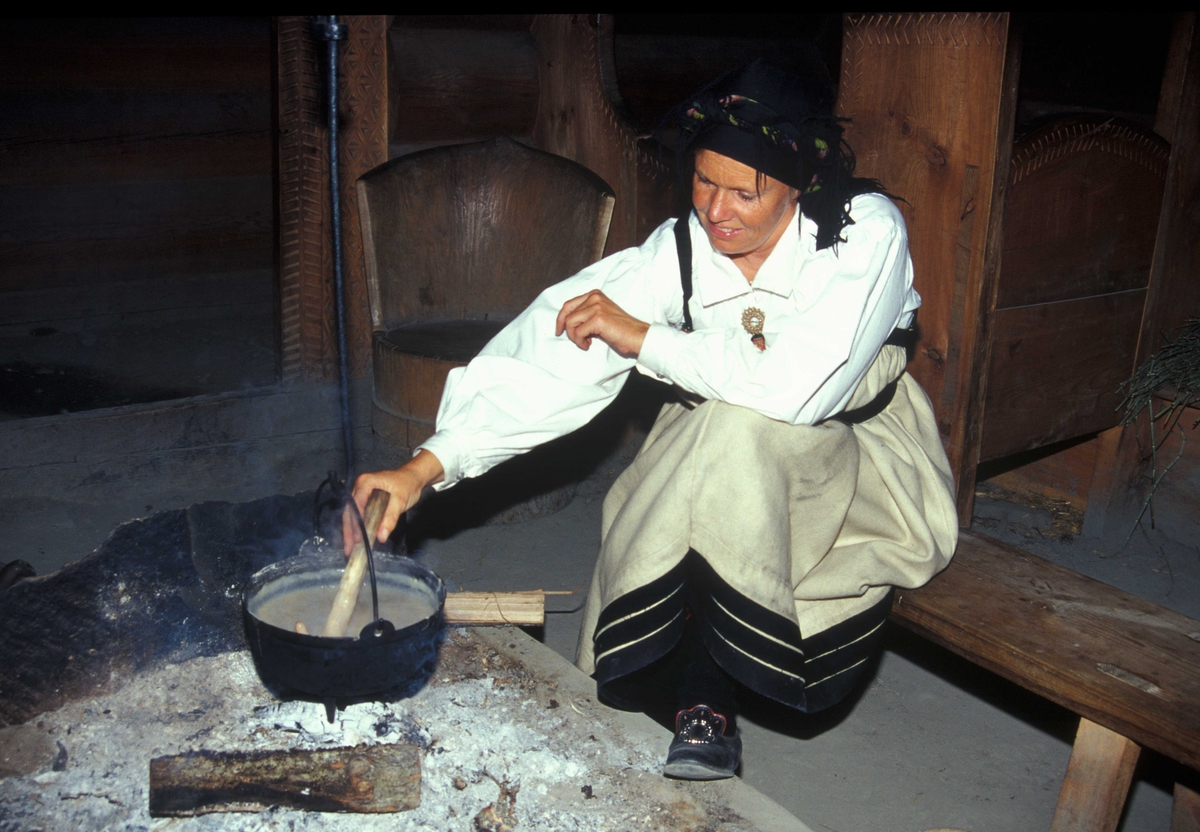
[0,19,274,309]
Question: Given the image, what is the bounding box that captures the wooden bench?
[892,530,1200,831]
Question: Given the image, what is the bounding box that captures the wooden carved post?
[531,14,672,255]
[276,15,387,383]
[837,13,1020,524]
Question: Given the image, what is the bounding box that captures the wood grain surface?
[837,13,1016,524]
[387,28,538,144]
[0,19,273,295]
[149,744,420,815]
[1081,13,1200,543]
[1000,118,1168,309]
[358,136,613,438]
[1049,718,1140,832]
[357,136,613,329]
[892,531,1200,772]
[276,15,388,383]
[532,15,674,255]
[979,291,1144,460]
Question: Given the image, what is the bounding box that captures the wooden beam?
[1136,10,1200,363]
[979,291,1144,461]
[1049,718,1140,832]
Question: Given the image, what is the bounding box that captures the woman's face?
[692,150,800,266]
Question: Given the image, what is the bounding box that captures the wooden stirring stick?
[322,489,390,638]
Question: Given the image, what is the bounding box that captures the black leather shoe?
[662,704,741,780]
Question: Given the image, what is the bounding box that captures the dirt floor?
[404,466,1194,832]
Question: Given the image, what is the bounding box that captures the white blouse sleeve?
[638,196,916,426]
[417,222,682,488]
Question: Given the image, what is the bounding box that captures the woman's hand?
[556,290,649,358]
[342,449,445,554]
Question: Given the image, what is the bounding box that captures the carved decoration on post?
[276,15,387,383]
[838,13,1017,524]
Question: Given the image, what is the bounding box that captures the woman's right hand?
[342,449,445,555]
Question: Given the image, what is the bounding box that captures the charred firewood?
[148,743,420,815]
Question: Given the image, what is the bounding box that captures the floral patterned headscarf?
[667,59,887,252]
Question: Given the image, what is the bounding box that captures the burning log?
[148,743,420,816]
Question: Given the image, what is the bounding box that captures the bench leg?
[1049,717,1140,832]
[1175,782,1200,832]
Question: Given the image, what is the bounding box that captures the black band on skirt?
[593,550,893,713]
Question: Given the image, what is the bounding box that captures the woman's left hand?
[555,290,650,358]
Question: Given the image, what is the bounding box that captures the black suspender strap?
[673,216,694,333]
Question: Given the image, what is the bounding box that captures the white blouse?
[418,193,919,488]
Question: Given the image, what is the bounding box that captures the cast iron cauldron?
[242,547,446,721]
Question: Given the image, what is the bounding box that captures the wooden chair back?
[978,118,1169,461]
[356,135,615,331]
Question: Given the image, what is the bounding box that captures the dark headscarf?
[665,59,887,251]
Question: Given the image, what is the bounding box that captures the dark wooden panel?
[0,132,271,188]
[1,90,270,143]
[892,531,1200,773]
[339,16,392,381]
[390,15,534,32]
[12,17,271,48]
[1081,14,1200,546]
[0,44,271,92]
[998,118,1169,308]
[0,177,273,289]
[532,14,673,257]
[614,34,834,132]
[1138,13,1200,358]
[387,28,539,144]
[979,291,1143,460]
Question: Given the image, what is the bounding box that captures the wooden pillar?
[276,16,387,383]
[1082,12,1200,543]
[338,16,390,378]
[837,14,1020,525]
[1050,718,1141,832]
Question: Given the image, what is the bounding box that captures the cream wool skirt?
[575,345,958,711]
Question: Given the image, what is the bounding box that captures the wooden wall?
[0,19,274,309]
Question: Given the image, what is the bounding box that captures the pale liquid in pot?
[251,579,437,637]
